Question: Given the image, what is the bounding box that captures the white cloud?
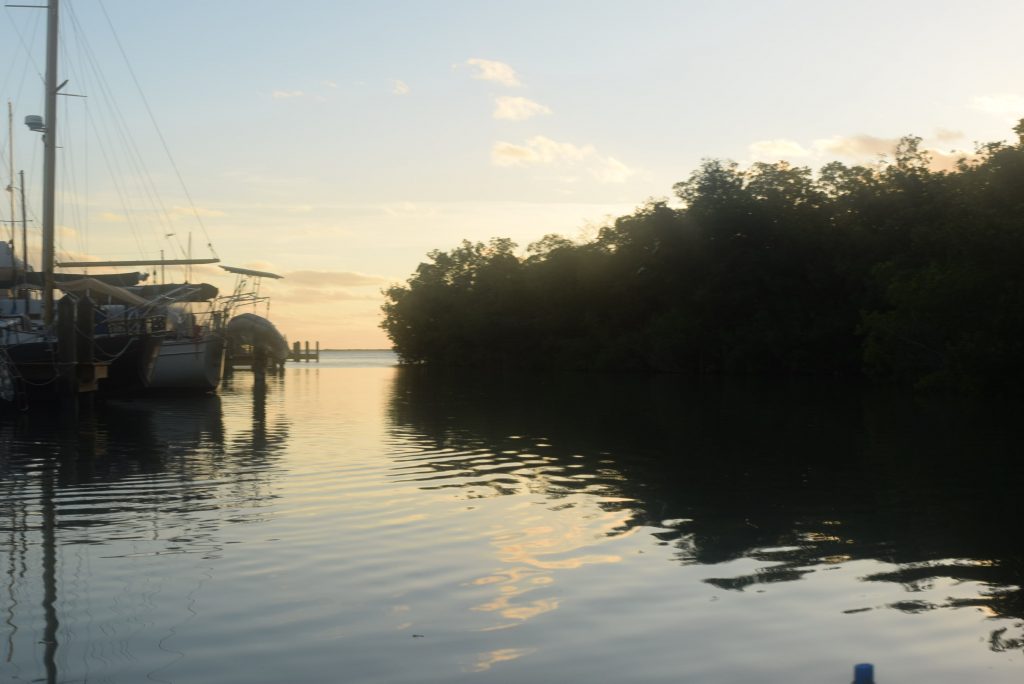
[322,80,338,89]
[813,134,896,159]
[283,270,388,288]
[492,136,635,183]
[744,131,977,171]
[465,58,521,87]
[393,80,410,96]
[272,90,305,100]
[927,148,974,172]
[381,202,440,218]
[934,128,964,142]
[748,139,811,160]
[590,156,635,184]
[272,288,380,304]
[97,211,127,222]
[970,93,1024,120]
[170,206,226,218]
[493,96,551,121]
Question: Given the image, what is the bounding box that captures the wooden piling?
[56,296,77,406]
[288,340,320,362]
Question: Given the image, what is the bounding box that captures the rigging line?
[56,19,80,260]
[80,121,148,259]
[97,0,219,260]
[82,92,89,259]
[0,6,44,95]
[57,121,87,267]
[66,3,180,259]
[71,17,186,265]
[56,37,87,265]
[0,10,43,189]
[62,4,152,258]
[76,87,149,257]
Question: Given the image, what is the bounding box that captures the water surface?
[1,351,1022,682]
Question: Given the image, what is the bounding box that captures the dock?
[288,340,320,362]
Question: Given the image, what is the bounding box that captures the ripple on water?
[1,365,1023,683]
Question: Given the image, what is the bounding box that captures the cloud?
[97,211,128,222]
[170,205,226,218]
[493,96,551,121]
[493,137,589,166]
[812,135,974,169]
[748,139,812,160]
[927,149,973,172]
[813,134,897,159]
[272,90,305,100]
[934,128,964,142]
[322,80,338,89]
[283,270,388,288]
[970,93,1024,120]
[745,132,975,171]
[381,202,440,218]
[492,141,542,165]
[271,287,380,304]
[466,58,521,87]
[589,157,635,184]
[393,80,410,96]
[492,136,635,183]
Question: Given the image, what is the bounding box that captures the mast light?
[25,115,45,132]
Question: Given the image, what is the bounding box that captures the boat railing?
[94,309,167,337]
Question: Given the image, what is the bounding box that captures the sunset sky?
[1,0,1023,347]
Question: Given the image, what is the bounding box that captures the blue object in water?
[853,663,875,684]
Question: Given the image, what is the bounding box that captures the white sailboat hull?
[148,336,225,391]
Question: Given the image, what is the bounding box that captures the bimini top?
[58,278,149,308]
[220,265,283,279]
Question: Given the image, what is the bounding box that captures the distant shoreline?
[319,348,395,353]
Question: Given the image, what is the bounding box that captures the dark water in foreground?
[1,351,1023,683]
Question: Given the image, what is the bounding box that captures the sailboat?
[2,0,293,403]
[0,0,169,405]
[56,256,226,392]
[130,265,290,391]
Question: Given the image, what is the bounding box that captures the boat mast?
[7,102,13,246]
[41,0,59,325]
[19,170,29,313]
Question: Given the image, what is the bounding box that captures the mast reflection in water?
[1,354,1023,683]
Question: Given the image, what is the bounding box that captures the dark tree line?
[382,122,1024,390]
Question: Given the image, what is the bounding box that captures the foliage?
[381,123,1024,391]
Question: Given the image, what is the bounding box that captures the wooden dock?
[288,340,319,362]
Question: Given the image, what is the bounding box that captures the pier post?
[57,296,77,407]
[253,345,267,380]
[315,340,320,361]
[75,296,98,399]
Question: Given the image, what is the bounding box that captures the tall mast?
[19,170,29,313]
[7,102,13,246]
[41,0,59,325]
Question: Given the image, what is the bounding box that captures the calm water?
[1,351,1023,683]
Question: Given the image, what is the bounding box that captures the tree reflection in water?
[387,367,1024,651]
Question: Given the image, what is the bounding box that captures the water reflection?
[387,367,1024,651]
[0,376,289,683]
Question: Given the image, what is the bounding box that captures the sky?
[1,0,1023,348]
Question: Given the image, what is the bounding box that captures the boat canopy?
[56,258,219,267]
[19,271,148,288]
[225,313,289,361]
[128,282,219,302]
[58,278,149,307]
[220,265,283,279]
